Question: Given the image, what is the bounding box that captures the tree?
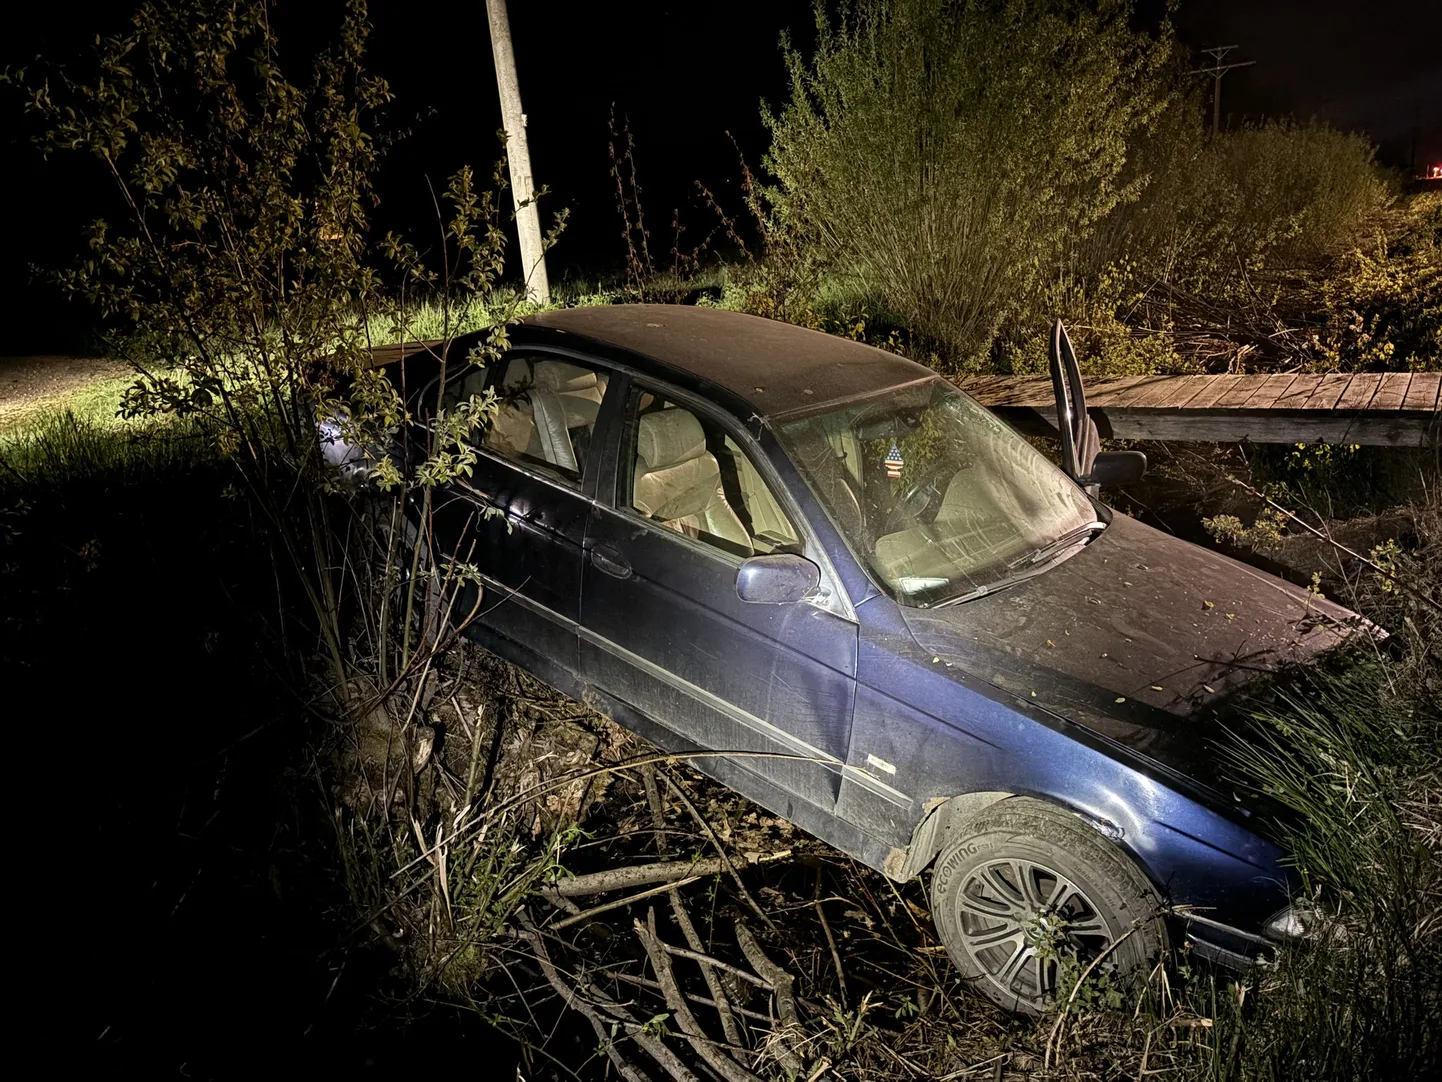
[763,0,1173,365]
[6,0,533,694]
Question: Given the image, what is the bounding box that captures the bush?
[1319,192,1442,371]
[763,0,1173,368]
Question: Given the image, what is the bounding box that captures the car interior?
[440,355,804,562]
[482,356,610,482]
[628,394,802,559]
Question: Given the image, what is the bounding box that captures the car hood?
[898,512,1367,790]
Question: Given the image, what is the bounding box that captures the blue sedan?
[387,305,1357,1014]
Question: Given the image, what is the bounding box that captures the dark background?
[1,0,1438,354]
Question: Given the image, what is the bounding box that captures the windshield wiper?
[926,522,1107,609]
[1018,520,1107,569]
[927,521,1107,609]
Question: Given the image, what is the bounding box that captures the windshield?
[776,379,1099,606]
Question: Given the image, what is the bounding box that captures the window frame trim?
[607,369,858,624]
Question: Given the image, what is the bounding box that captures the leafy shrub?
[763,0,1173,367]
[1319,192,1442,371]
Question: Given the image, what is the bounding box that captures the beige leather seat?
[633,409,751,554]
[874,467,1026,586]
[487,357,610,475]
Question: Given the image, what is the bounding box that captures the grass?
[0,407,208,488]
[0,372,134,438]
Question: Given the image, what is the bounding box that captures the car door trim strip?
[472,569,911,808]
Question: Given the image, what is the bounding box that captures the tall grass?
[0,408,212,489]
[1211,651,1441,1080]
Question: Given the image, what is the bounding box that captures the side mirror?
[1084,450,1147,488]
[736,553,821,604]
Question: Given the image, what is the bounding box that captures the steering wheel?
[883,461,951,533]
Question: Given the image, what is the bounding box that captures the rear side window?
[482,354,610,486]
[623,387,801,559]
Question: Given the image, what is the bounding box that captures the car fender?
[887,790,1142,883]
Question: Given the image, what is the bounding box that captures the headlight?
[318,414,372,484]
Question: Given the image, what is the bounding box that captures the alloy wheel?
[952,857,1113,1004]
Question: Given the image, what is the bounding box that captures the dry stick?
[547,853,790,899]
[734,920,806,1076]
[550,877,705,931]
[658,768,778,932]
[517,913,656,1082]
[608,970,776,1024]
[813,867,848,1009]
[657,943,773,990]
[643,764,746,1049]
[636,911,764,1082]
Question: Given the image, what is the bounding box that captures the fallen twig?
[517,912,655,1082]
[636,910,763,1082]
[608,970,776,1024]
[660,768,778,932]
[549,877,704,931]
[735,919,807,1075]
[814,867,848,1009]
[1226,474,1442,616]
[644,763,745,1048]
[658,941,773,990]
[547,851,790,899]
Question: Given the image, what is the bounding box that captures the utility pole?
[1188,46,1256,138]
[485,0,550,303]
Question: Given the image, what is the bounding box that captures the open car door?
[1048,319,1146,492]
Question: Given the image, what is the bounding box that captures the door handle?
[590,546,632,579]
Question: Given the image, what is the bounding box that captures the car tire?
[930,797,1167,1016]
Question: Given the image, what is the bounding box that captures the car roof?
[519,304,935,420]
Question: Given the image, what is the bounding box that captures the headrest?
[636,408,706,469]
[533,360,599,394]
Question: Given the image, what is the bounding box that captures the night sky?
[2,0,1437,353]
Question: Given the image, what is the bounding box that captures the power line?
[1187,45,1257,138]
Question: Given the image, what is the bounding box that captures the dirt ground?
[0,354,129,413]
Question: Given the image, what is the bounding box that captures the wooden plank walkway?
[963,371,1440,447]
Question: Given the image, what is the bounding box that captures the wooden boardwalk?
[963,371,1440,447]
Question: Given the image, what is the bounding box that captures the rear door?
[578,377,859,814]
[430,351,615,672]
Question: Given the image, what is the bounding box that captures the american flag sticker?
[884,441,904,478]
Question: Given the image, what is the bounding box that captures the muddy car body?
[382,305,1359,1012]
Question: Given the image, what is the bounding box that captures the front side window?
[624,389,802,560]
[776,379,1098,606]
[481,354,610,485]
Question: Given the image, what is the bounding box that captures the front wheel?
[930,798,1167,1015]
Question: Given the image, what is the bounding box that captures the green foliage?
[763,0,1174,366]
[997,109,1402,375]
[757,7,1429,376]
[1214,656,1442,1079]
[1319,192,1442,372]
[1138,117,1391,289]
[4,0,546,688]
[6,2,585,1024]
